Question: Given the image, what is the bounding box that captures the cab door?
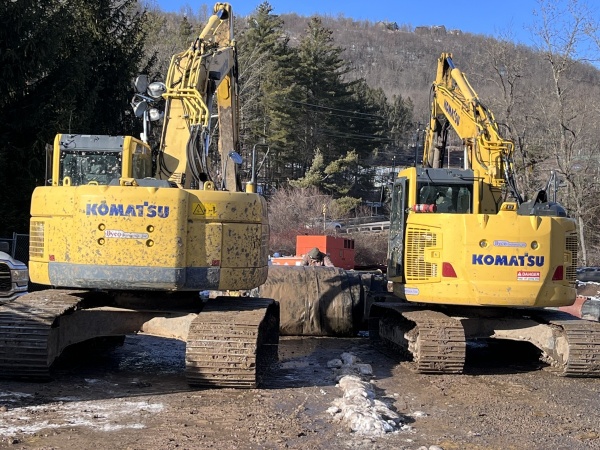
[387,177,408,281]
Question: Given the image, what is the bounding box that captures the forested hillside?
[2,0,600,262]
[141,0,600,263]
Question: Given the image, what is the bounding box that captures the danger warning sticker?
[517,270,540,281]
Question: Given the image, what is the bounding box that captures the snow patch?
[325,353,445,448]
[0,399,164,437]
[0,392,33,403]
[326,353,403,436]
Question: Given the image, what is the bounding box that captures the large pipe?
[257,266,383,336]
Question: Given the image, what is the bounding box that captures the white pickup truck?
[0,242,28,304]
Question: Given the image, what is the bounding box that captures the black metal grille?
[566,233,578,282]
[0,263,10,292]
[14,233,30,263]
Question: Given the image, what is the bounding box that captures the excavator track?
[185,297,279,388]
[530,309,600,377]
[0,290,85,380]
[371,304,466,374]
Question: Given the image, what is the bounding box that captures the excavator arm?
[423,53,521,203]
[159,2,240,190]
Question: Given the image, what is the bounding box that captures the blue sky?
[153,0,545,45]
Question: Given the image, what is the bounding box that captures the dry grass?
[267,186,389,266]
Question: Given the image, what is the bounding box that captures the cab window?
[418,184,471,213]
[132,145,152,179]
[59,150,122,186]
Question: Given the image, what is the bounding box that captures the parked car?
[0,243,28,304]
[325,221,343,230]
[304,220,343,230]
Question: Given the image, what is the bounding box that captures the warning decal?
[192,203,206,215]
[192,202,217,217]
[517,271,540,281]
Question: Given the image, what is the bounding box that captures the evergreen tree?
[237,2,299,191]
[293,17,353,168]
[0,0,148,234]
[382,94,415,166]
[178,16,194,46]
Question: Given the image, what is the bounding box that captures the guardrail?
[343,221,390,234]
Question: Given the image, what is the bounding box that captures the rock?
[341,352,359,365]
[356,363,373,376]
[327,358,343,368]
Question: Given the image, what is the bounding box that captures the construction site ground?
[1,333,600,450]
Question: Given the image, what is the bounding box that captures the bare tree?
[267,186,337,255]
[481,37,541,196]
[532,0,600,264]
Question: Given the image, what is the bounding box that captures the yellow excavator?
[370,53,600,375]
[0,3,279,388]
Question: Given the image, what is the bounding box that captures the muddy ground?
[1,333,600,450]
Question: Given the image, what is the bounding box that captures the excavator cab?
[393,167,475,215]
[53,134,152,186]
[387,167,475,280]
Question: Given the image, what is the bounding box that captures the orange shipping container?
[296,235,355,270]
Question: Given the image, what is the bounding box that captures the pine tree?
[293,17,354,167]
[0,0,148,234]
[237,2,300,191]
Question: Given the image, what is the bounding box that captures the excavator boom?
[160,2,240,190]
[423,53,518,205]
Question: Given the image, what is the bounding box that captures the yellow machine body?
[387,54,577,309]
[388,167,577,307]
[29,183,268,291]
[28,3,269,293]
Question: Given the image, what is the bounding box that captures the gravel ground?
[1,334,599,450]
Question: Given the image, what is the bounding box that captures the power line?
[311,108,385,122]
[315,129,395,142]
[285,98,386,119]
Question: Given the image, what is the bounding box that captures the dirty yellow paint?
[29,184,269,291]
